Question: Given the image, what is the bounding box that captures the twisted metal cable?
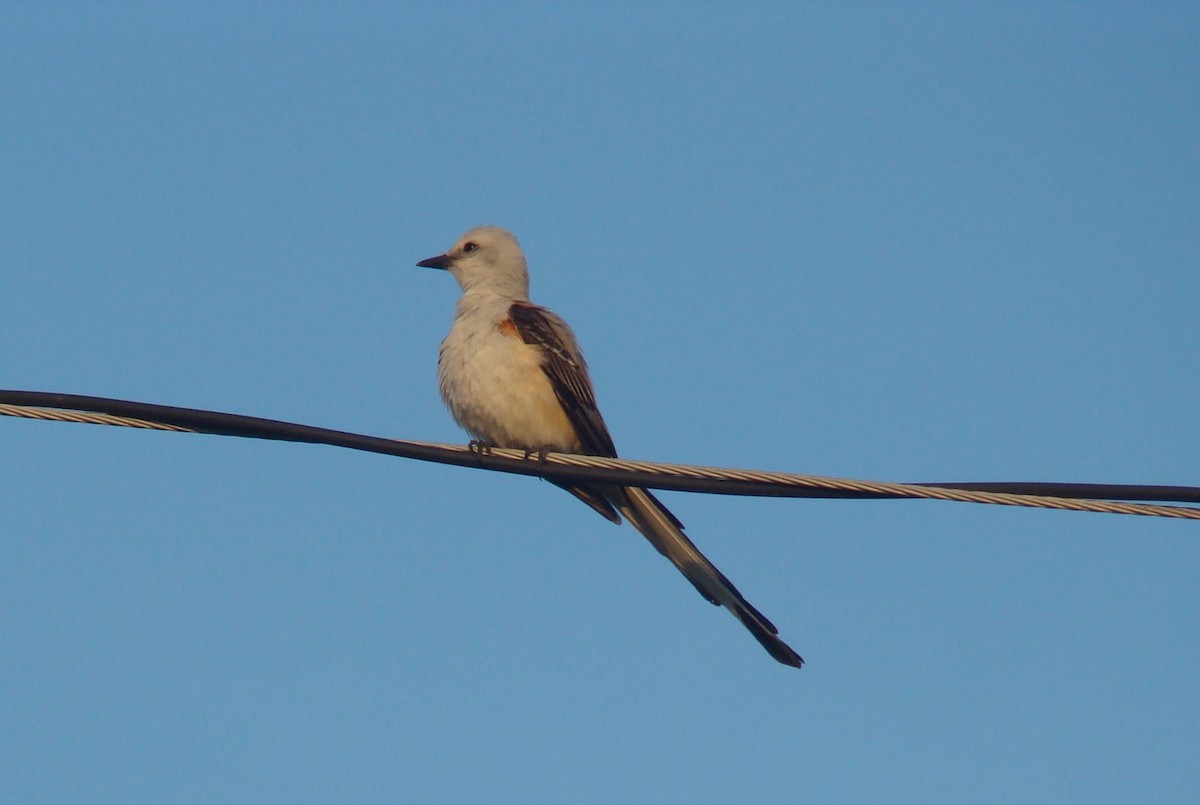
[0,404,193,432]
[491,450,1200,519]
[3,395,1197,521]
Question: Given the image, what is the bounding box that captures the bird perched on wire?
[416,226,802,668]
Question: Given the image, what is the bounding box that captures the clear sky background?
[2,4,1197,803]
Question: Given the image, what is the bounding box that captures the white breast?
[438,295,579,452]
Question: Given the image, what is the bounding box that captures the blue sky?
[2,3,1198,802]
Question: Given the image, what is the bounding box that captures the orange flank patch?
[497,319,521,339]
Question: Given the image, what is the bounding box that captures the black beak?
[416,253,453,270]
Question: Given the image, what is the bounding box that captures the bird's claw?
[522,445,553,467]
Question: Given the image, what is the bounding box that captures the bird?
[416,226,802,668]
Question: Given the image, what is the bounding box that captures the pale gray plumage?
[416,225,802,668]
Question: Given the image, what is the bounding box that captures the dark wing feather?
[507,305,802,666]
[508,301,617,458]
[507,302,622,523]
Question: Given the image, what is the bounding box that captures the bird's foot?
[522,445,554,466]
[468,440,494,457]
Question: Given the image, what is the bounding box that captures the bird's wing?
[508,303,802,668]
[507,301,617,458]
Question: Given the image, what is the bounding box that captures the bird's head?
[417,225,530,299]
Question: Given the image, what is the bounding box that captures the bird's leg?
[468,439,493,457]
[522,445,554,466]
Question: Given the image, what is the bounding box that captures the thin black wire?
[3,389,1197,506]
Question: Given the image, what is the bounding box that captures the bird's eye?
[462,242,479,254]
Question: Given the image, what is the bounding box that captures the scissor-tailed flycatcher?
[416,226,802,668]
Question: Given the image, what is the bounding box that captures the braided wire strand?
[4,402,1197,521]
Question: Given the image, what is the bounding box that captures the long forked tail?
[615,486,803,668]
